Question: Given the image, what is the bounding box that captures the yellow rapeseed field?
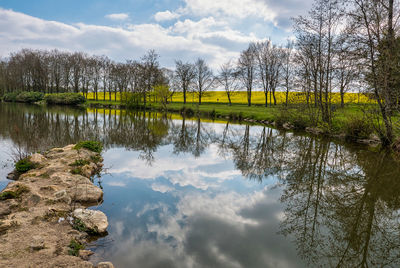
[85,91,374,105]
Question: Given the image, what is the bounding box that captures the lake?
[1,102,400,268]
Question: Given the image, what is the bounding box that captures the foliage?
[344,117,373,141]
[74,141,103,153]
[3,91,44,103]
[0,191,17,200]
[69,159,90,167]
[70,167,83,175]
[68,239,84,256]
[121,92,144,109]
[154,84,171,109]
[0,184,30,200]
[15,157,37,173]
[45,93,86,105]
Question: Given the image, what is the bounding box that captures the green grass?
[85,99,400,140]
[15,158,37,173]
[74,141,103,153]
[68,239,84,256]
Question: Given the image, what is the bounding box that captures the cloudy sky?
[0,0,312,69]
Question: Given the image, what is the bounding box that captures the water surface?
[1,103,400,267]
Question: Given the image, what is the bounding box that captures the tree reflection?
[2,103,400,267]
[279,137,400,267]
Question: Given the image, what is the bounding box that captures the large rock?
[30,153,46,165]
[72,208,108,234]
[68,183,103,204]
[96,262,114,268]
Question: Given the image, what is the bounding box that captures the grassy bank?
[86,99,398,142]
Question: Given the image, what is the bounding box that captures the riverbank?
[86,100,386,146]
[0,143,113,268]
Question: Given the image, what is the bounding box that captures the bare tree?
[255,40,283,107]
[175,60,195,104]
[345,0,400,144]
[282,40,295,106]
[218,60,240,106]
[238,43,257,106]
[193,58,214,105]
[141,50,160,106]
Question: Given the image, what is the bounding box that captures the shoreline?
[86,101,382,147]
[0,144,113,267]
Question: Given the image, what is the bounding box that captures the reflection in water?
[1,103,400,267]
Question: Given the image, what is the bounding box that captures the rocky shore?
[0,144,114,267]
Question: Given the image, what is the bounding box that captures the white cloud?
[105,13,129,21]
[154,10,180,22]
[181,0,276,22]
[0,8,254,69]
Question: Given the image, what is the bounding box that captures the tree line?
[0,0,399,144]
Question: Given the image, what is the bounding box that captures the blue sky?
[0,0,313,69]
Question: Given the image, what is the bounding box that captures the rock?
[6,171,18,181]
[30,235,45,251]
[79,249,94,261]
[81,163,98,178]
[305,127,324,135]
[72,208,108,234]
[0,202,12,218]
[28,193,41,206]
[96,262,114,268]
[54,190,71,204]
[30,153,46,165]
[282,122,294,130]
[68,184,103,204]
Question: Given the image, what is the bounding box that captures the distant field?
[84,91,374,105]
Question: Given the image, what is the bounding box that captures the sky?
[0,0,313,70]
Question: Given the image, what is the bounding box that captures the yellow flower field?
[85,91,374,105]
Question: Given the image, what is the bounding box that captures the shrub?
[74,141,103,153]
[121,92,144,108]
[2,92,19,102]
[0,184,30,200]
[344,117,373,141]
[2,91,44,103]
[69,159,90,167]
[0,191,17,200]
[45,93,86,105]
[15,158,37,173]
[68,239,84,256]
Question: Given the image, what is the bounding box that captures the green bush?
[344,117,373,141]
[15,158,37,173]
[0,184,30,200]
[45,93,86,105]
[2,92,19,102]
[74,141,103,153]
[121,92,144,108]
[68,239,84,256]
[69,159,90,167]
[3,91,44,103]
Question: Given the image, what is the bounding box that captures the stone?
[53,190,71,204]
[79,249,94,261]
[72,208,108,234]
[68,184,103,204]
[282,122,293,130]
[28,193,41,206]
[30,153,46,165]
[96,262,114,268]
[305,127,324,135]
[0,202,12,218]
[30,235,45,251]
[6,171,18,181]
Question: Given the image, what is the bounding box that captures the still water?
[1,103,400,268]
